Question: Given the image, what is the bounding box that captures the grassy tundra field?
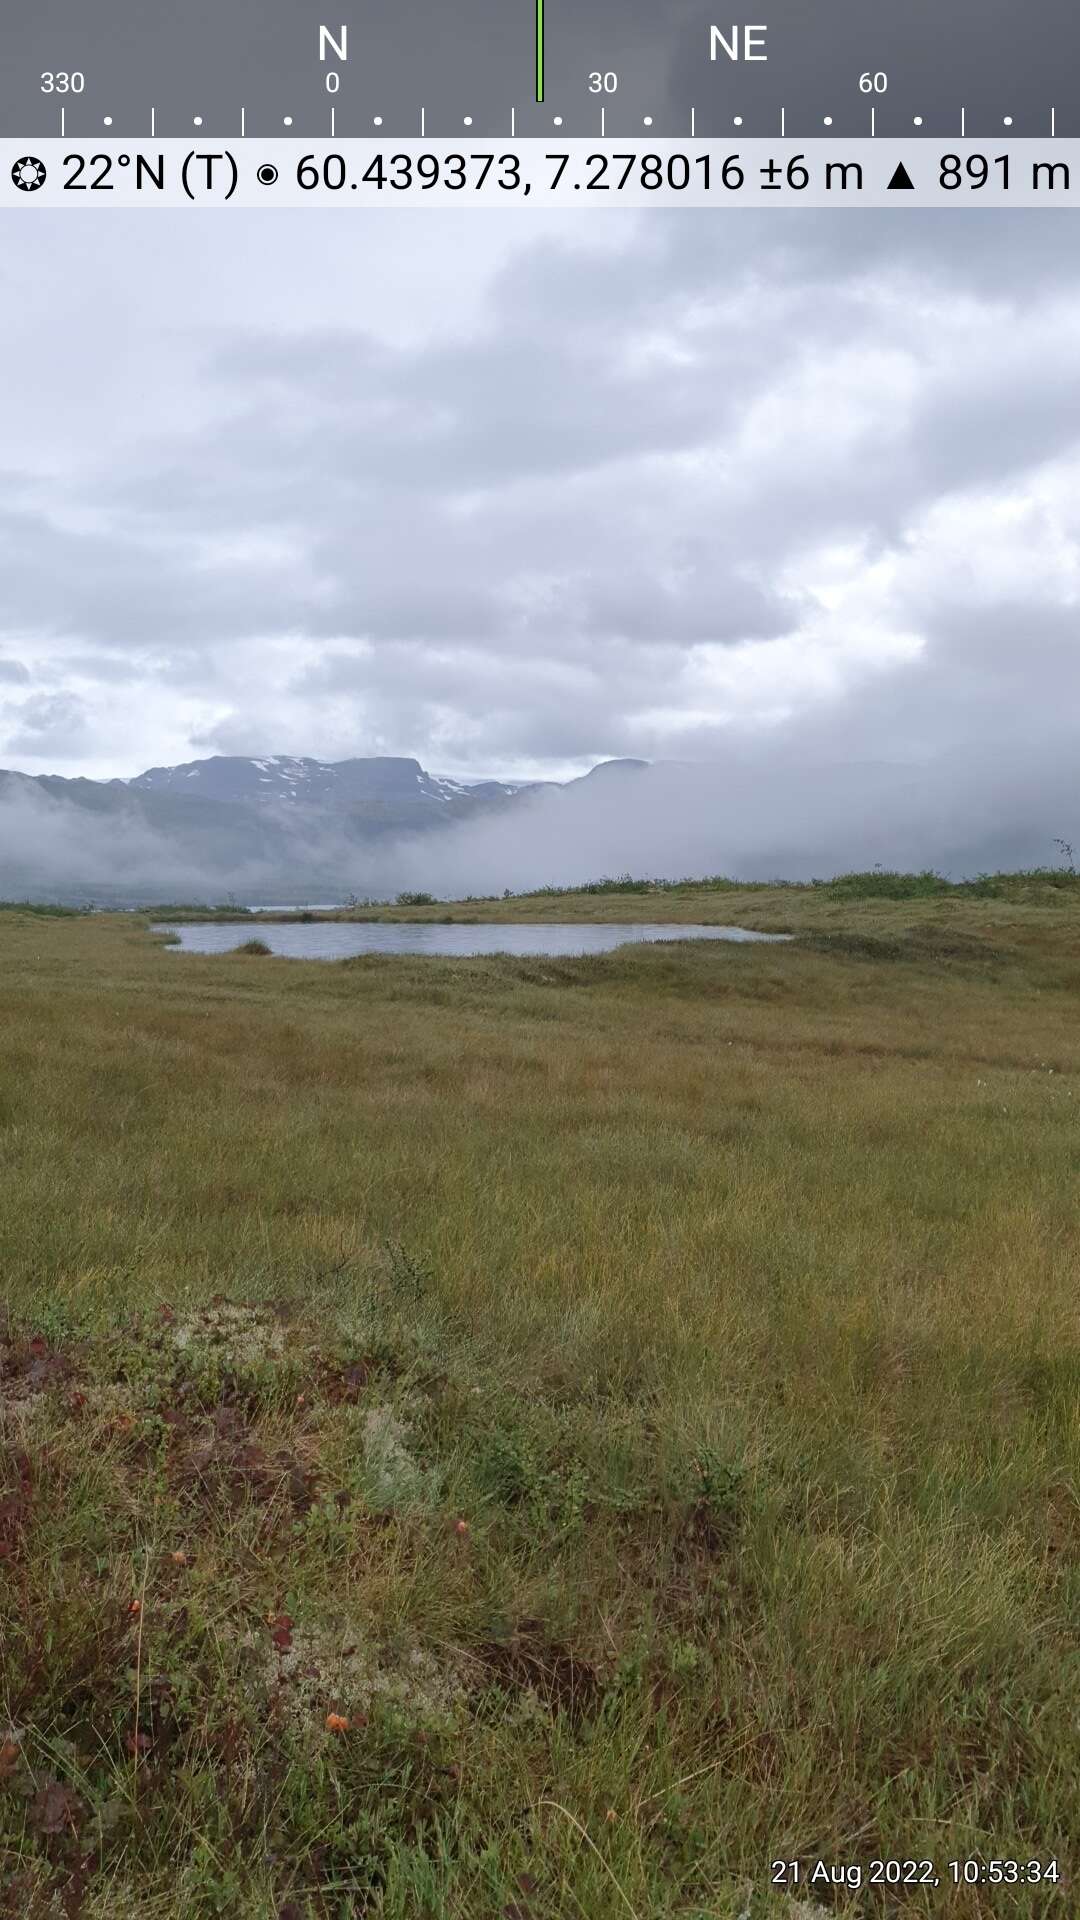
[2,874,1079,1918]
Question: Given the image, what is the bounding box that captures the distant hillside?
[124,753,545,829]
[0,753,648,905]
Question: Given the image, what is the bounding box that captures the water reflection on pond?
[155,922,792,960]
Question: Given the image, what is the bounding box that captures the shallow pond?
[154,921,791,960]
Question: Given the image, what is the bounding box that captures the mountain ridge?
[0,752,650,905]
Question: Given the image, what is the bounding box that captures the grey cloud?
[4,693,90,757]
[1,209,1079,881]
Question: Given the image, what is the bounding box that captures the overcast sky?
[1,209,1078,878]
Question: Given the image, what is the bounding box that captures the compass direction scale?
[1,0,1078,208]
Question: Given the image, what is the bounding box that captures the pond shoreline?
[154,920,793,960]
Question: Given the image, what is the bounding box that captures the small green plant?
[231,937,273,955]
[395,890,436,907]
[475,1421,590,1531]
[667,1637,706,1680]
[382,1240,433,1305]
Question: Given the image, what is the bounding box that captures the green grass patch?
[0,900,88,917]
[145,863,1080,925]
[1,898,1078,1914]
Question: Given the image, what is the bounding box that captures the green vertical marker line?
[535,0,544,101]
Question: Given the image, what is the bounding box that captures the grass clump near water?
[0,900,87,917]
[514,865,1080,906]
[141,860,1080,924]
[518,872,756,897]
[1,889,1079,1914]
[812,865,1080,902]
[143,902,257,920]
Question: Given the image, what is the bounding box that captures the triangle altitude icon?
[888,161,915,190]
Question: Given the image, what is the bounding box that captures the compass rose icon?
[11,156,47,191]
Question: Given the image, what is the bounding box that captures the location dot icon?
[1004,115,1013,126]
[193,115,203,127]
[283,116,293,127]
[913,115,923,126]
[103,116,113,127]
[823,115,833,126]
